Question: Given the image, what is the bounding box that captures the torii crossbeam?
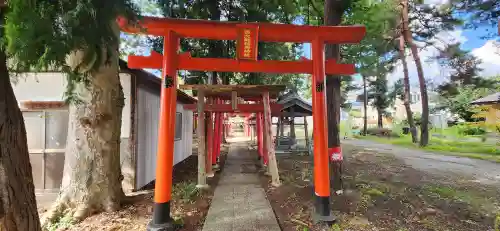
[118,16,366,230]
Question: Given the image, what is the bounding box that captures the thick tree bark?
[0,49,42,231]
[324,0,346,192]
[43,22,125,225]
[401,0,429,146]
[363,76,368,135]
[398,35,418,143]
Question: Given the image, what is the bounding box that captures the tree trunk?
[324,0,346,192]
[208,0,222,85]
[363,76,368,135]
[43,22,125,225]
[398,35,418,143]
[0,48,42,231]
[401,0,429,146]
[409,42,429,146]
[377,109,383,128]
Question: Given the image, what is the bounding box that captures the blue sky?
[461,25,497,50]
[301,19,498,61]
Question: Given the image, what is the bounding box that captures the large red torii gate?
[118,16,365,230]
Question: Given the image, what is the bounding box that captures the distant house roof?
[471,92,500,105]
[119,60,196,104]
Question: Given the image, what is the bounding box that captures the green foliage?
[495,213,500,231]
[364,188,385,197]
[330,224,341,231]
[454,124,487,136]
[120,0,162,59]
[5,0,138,101]
[6,0,137,71]
[390,78,405,101]
[44,214,75,231]
[436,84,499,122]
[435,43,497,109]
[172,182,200,202]
[365,128,400,138]
[436,43,484,87]
[359,134,500,157]
[367,75,394,119]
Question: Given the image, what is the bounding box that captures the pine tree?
[435,43,498,121]
[368,74,394,128]
[398,0,460,146]
[5,0,138,226]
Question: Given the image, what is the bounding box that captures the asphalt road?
[343,139,500,187]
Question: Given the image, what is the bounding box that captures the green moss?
[364,188,385,197]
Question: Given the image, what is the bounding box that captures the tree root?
[41,191,124,229]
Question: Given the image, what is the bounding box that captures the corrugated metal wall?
[136,85,193,189]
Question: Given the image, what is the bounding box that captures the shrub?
[172,182,200,202]
[366,128,400,138]
[454,124,487,136]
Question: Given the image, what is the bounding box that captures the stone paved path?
[202,137,281,231]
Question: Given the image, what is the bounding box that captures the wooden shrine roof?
[276,92,312,116]
[179,84,286,100]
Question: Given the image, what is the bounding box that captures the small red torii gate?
[183,103,283,112]
[181,84,286,186]
[118,16,365,230]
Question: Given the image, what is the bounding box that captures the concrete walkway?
[202,137,280,231]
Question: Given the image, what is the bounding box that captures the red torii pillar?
[256,113,264,162]
[150,32,179,229]
[212,99,222,168]
[259,112,268,166]
[311,39,331,221]
[206,98,214,178]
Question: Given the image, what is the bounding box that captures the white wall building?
[12,61,196,192]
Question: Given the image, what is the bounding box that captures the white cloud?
[471,40,500,78]
[388,30,467,87]
[423,0,450,6]
[387,30,500,91]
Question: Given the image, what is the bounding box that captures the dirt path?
[343,138,500,187]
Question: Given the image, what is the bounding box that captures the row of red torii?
[118,15,365,230]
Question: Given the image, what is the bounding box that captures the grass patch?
[357,135,500,163]
[423,184,499,215]
[364,188,385,197]
[424,185,471,201]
